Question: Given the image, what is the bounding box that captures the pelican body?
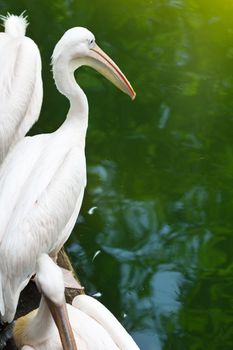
[14,255,139,350]
[0,25,135,329]
[0,14,42,162]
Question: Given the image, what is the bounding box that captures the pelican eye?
[89,38,95,48]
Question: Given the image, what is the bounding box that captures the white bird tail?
[0,13,28,38]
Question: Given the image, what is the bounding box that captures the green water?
[1,0,233,348]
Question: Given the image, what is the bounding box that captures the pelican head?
[52,27,136,100]
[35,254,64,305]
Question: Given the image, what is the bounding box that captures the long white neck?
[53,56,89,139]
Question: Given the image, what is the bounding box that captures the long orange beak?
[45,297,77,350]
[86,43,136,100]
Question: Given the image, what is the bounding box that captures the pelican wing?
[0,132,86,322]
[73,295,140,349]
[0,14,42,162]
[68,306,120,350]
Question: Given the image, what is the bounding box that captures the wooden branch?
[57,247,85,303]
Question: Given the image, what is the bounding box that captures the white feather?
[0,127,86,322]
[73,295,139,349]
[1,13,28,38]
[0,13,42,162]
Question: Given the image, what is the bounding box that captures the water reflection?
[69,152,233,348]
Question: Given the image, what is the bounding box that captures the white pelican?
[14,254,139,349]
[0,24,135,341]
[0,13,42,162]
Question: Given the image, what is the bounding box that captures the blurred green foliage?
[1,0,233,348]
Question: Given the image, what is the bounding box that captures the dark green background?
[1,0,233,349]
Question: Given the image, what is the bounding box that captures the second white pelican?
[14,254,139,349]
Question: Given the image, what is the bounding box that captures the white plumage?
[0,13,42,162]
[0,25,135,325]
[14,255,139,350]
